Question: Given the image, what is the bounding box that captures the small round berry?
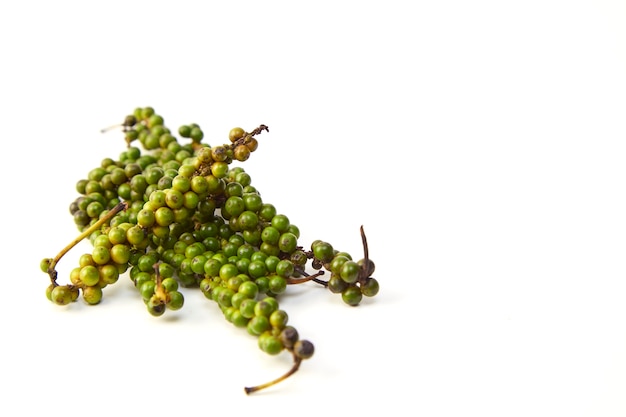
[342,286,363,306]
[358,258,376,277]
[161,277,179,292]
[361,277,380,297]
[190,127,204,142]
[82,286,103,305]
[247,315,270,336]
[79,265,100,287]
[245,137,259,152]
[240,299,258,319]
[294,340,314,359]
[147,295,166,316]
[45,284,55,301]
[210,162,228,178]
[276,259,295,278]
[278,233,298,254]
[110,244,131,265]
[99,264,120,285]
[279,326,299,349]
[50,285,73,305]
[268,275,286,294]
[92,246,111,265]
[211,146,228,162]
[238,281,258,299]
[178,125,191,138]
[340,260,360,284]
[229,127,246,142]
[269,309,288,329]
[167,290,184,310]
[312,241,334,263]
[40,258,52,273]
[234,145,250,161]
[329,255,350,275]
[258,332,284,355]
[271,214,290,233]
[327,274,348,294]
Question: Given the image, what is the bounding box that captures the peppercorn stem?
[153,261,168,302]
[100,123,122,133]
[244,354,302,394]
[247,124,269,137]
[47,201,129,284]
[360,225,368,262]
[287,269,326,285]
[358,225,375,283]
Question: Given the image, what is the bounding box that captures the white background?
[1,1,626,416]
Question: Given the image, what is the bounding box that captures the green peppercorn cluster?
[40,106,379,393]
